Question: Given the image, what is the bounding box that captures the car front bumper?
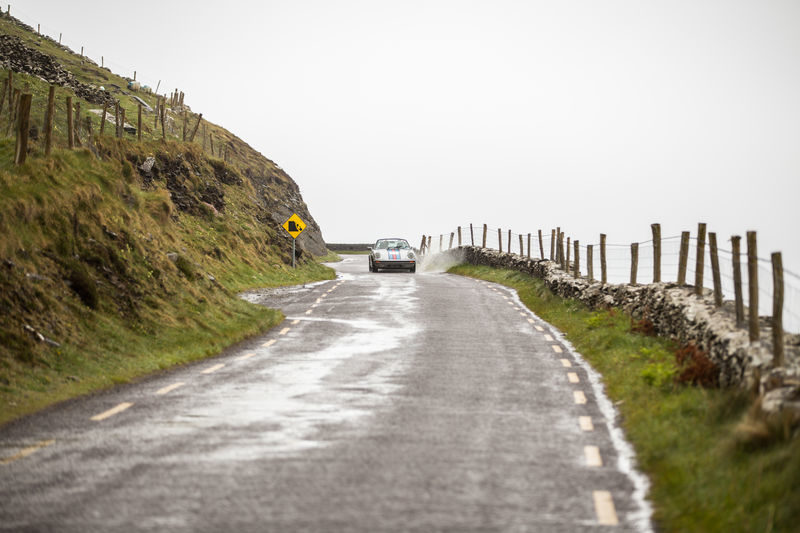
[374,260,415,269]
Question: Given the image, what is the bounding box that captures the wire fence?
[422,223,800,336]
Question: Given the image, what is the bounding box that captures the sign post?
[281,213,306,268]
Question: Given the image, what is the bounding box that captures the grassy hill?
[0,12,336,424]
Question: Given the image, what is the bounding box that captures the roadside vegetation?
[450,264,799,533]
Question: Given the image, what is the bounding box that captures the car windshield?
[375,239,410,249]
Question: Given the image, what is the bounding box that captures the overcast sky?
[12,1,800,272]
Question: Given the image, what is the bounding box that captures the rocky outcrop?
[445,246,800,416]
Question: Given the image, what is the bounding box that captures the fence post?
[427,236,432,252]
[677,231,690,285]
[731,235,744,327]
[458,226,462,247]
[73,101,82,147]
[470,223,474,246]
[556,227,561,264]
[709,232,723,307]
[600,233,607,283]
[66,96,74,148]
[182,109,188,141]
[14,93,32,165]
[119,108,126,139]
[498,229,502,253]
[507,229,511,254]
[694,223,707,296]
[0,77,7,117]
[44,85,55,155]
[550,229,555,261]
[100,101,107,134]
[538,230,544,259]
[527,233,531,259]
[573,240,580,278]
[419,235,426,254]
[747,231,759,342]
[630,243,639,285]
[587,245,594,281]
[519,234,524,256]
[651,223,661,282]
[439,234,443,252]
[449,232,454,249]
[566,237,571,271]
[772,252,784,367]
[482,224,487,248]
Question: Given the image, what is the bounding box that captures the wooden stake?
[677,231,690,285]
[527,233,531,259]
[449,232,454,249]
[100,101,107,134]
[600,234,607,283]
[419,235,426,254]
[731,235,745,327]
[519,233,523,256]
[44,85,55,155]
[747,231,759,342]
[709,232,723,307]
[73,101,81,147]
[587,245,594,281]
[566,236,571,270]
[498,228,502,253]
[0,77,7,117]
[772,252,784,366]
[427,236,432,252]
[458,226,462,247]
[694,223,707,296]
[538,229,544,259]
[573,240,580,278]
[469,223,474,246]
[507,229,511,254]
[651,223,661,283]
[66,96,74,148]
[550,229,555,261]
[119,108,125,138]
[182,109,187,141]
[630,243,639,285]
[14,93,32,165]
[189,113,203,142]
[439,234,443,252]
[482,224,487,248]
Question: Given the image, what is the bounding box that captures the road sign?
[282,214,306,239]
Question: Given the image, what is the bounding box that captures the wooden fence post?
[84,115,92,142]
[677,231,690,285]
[182,109,188,141]
[137,104,142,141]
[73,101,82,147]
[694,223,707,296]
[427,236,432,252]
[419,235,426,254]
[538,230,544,259]
[439,234,443,252]
[651,223,661,282]
[630,243,639,285]
[482,224,487,248]
[527,233,531,259]
[519,234,524,256]
[600,233,607,283]
[160,102,166,139]
[555,227,561,264]
[731,235,744,327]
[66,96,74,148]
[550,229,555,261]
[587,245,594,281]
[573,240,580,278]
[507,229,511,254]
[449,232,454,249]
[566,237,571,270]
[747,231,759,342]
[498,228,502,253]
[100,101,107,134]
[772,252,784,366]
[0,77,7,117]
[458,226,462,247]
[119,108,126,138]
[709,232,723,307]
[114,101,120,138]
[153,97,160,130]
[469,223,474,246]
[44,85,55,155]
[189,113,203,142]
[14,93,32,165]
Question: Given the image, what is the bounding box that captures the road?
[0,254,652,532]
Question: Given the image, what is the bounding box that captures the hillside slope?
[0,12,335,423]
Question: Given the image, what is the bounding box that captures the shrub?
[675,342,718,387]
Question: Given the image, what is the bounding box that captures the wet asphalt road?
[0,254,652,532]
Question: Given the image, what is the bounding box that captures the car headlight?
[374,252,381,259]
[408,252,415,259]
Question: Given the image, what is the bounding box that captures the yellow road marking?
[567,372,580,383]
[1,439,55,465]
[201,363,225,374]
[593,491,619,525]
[507,302,514,306]
[311,303,318,308]
[585,445,603,467]
[551,345,563,353]
[574,391,587,404]
[91,402,134,421]
[534,325,544,332]
[560,358,572,367]
[156,382,185,395]
[236,352,256,361]
[579,416,594,431]
[279,327,290,335]
[291,319,300,325]
[262,339,277,348]
[519,312,526,317]
[527,318,535,324]
[544,334,554,341]
[315,298,323,303]
[305,309,313,315]
[502,295,508,300]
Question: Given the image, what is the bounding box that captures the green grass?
[449,264,800,533]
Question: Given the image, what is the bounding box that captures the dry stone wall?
[445,246,800,417]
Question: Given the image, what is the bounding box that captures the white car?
[368,238,417,273]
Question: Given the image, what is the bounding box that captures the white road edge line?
[0,439,55,465]
[91,402,134,421]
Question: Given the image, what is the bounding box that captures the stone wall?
[444,246,800,416]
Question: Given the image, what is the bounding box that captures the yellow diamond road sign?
[282,213,306,239]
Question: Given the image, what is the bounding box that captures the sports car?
[369,238,417,273]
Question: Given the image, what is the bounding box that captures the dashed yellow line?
[201,363,225,374]
[305,309,313,315]
[560,358,572,367]
[91,402,134,421]
[593,491,619,525]
[291,319,300,325]
[567,372,580,383]
[573,391,588,404]
[519,312,527,317]
[534,325,544,332]
[315,298,323,303]
[527,318,535,324]
[262,339,277,348]
[311,303,319,308]
[551,345,563,353]
[0,439,55,465]
[156,382,185,395]
[584,445,603,467]
[544,334,554,341]
[579,416,594,432]
[236,352,256,361]
[279,327,290,335]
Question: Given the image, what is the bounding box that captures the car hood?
[373,248,415,260]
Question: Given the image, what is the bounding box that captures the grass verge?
[449,264,799,533]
